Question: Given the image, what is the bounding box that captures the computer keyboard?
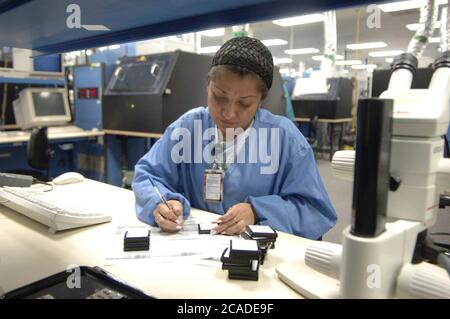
[0,186,112,232]
[47,125,85,134]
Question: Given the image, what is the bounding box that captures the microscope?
[276,1,450,298]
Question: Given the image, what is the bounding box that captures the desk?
[295,117,352,160]
[0,179,309,298]
[103,130,163,187]
[0,129,105,180]
[0,129,104,145]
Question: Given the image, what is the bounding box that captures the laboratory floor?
[317,159,450,245]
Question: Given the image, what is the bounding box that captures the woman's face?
[207,68,263,138]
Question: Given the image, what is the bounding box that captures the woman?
[133,36,337,239]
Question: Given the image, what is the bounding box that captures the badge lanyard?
[203,143,226,203]
[203,122,253,203]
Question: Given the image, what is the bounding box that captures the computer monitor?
[13,88,71,129]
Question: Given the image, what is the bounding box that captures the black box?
[124,229,150,251]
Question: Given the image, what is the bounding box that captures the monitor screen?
[32,92,66,116]
[13,88,71,129]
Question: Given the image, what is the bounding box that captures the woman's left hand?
[212,203,256,235]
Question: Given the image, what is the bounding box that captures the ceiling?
[200,3,447,72]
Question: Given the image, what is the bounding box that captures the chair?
[26,127,53,181]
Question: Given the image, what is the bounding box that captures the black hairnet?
[211,37,274,90]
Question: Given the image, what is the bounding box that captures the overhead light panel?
[272,14,324,27]
[378,0,447,12]
[312,54,344,61]
[285,48,319,55]
[346,42,387,50]
[428,37,441,43]
[351,64,377,70]
[108,44,120,50]
[406,21,441,31]
[199,28,225,37]
[273,57,293,64]
[369,50,404,57]
[261,39,288,46]
[199,46,221,54]
[335,60,362,66]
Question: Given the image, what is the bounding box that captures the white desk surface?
[0,180,311,299]
[0,129,104,144]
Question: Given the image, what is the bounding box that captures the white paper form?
[104,216,238,266]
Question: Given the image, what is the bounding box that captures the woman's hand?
[153,200,184,232]
[212,203,256,235]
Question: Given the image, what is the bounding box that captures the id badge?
[204,169,224,202]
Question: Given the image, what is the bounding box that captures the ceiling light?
[273,57,293,64]
[272,14,324,27]
[199,46,221,54]
[108,44,120,50]
[351,64,377,70]
[378,0,447,13]
[312,54,344,61]
[261,39,288,46]
[199,28,225,37]
[335,60,362,66]
[369,50,404,57]
[406,21,441,31]
[346,42,387,50]
[386,57,394,63]
[429,37,441,43]
[285,48,319,55]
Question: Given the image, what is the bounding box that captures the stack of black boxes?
[123,229,150,252]
[221,239,261,281]
[241,225,277,264]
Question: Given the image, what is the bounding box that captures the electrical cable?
[437,252,450,276]
[32,179,54,192]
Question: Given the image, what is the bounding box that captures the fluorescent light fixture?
[335,60,362,66]
[199,46,221,54]
[199,28,224,37]
[386,57,394,63]
[272,13,324,27]
[261,39,288,46]
[351,64,377,70]
[369,50,403,57]
[285,48,319,55]
[346,42,387,50]
[312,54,344,61]
[429,37,441,43]
[379,0,447,12]
[98,46,108,51]
[273,57,293,64]
[108,44,120,50]
[406,21,441,31]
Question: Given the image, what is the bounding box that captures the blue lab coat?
[133,107,337,239]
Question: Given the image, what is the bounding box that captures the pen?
[148,175,172,212]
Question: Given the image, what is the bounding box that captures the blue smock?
[132,107,337,239]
